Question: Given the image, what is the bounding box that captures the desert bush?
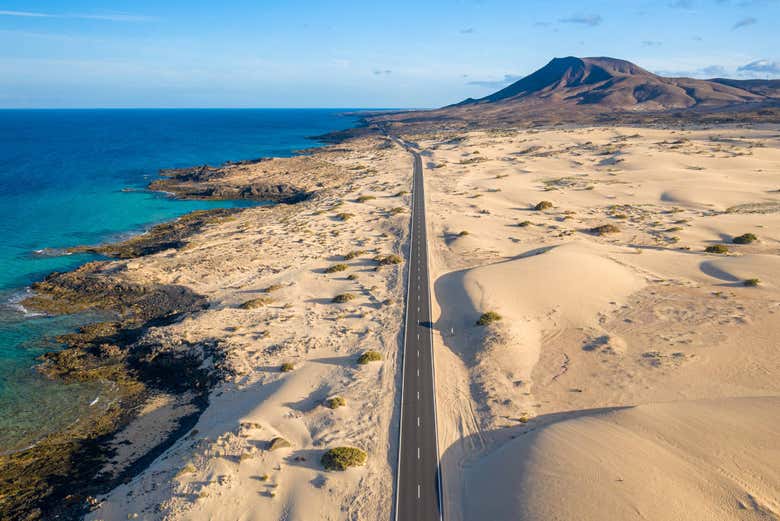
[343,250,366,260]
[358,350,382,364]
[458,230,470,236]
[335,212,355,221]
[389,207,405,215]
[262,284,283,293]
[534,201,554,211]
[176,463,197,478]
[733,233,757,244]
[590,224,620,235]
[239,297,274,309]
[394,190,409,197]
[325,263,349,273]
[280,362,295,372]
[321,446,367,471]
[325,396,346,409]
[332,293,356,303]
[705,244,729,254]
[267,437,292,450]
[375,254,403,265]
[744,278,760,287]
[518,221,532,227]
[347,274,358,280]
[356,195,376,203]
[476,311,502,326]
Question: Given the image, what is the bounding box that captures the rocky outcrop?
[0,264,219,521]
[150,162,310,203]
[68,208,240,259]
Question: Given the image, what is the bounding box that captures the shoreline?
[0,125,378,519]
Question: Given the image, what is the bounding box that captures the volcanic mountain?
[371,56,780,130]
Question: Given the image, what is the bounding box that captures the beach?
[2,117,779,520]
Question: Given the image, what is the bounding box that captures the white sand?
[418,126,780,520]
[88,137,412,521]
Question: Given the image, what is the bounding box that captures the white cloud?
[0,9,155,22]
[738,59,780,75]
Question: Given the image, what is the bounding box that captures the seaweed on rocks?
[68,208,241,259]
[0,262,222,520]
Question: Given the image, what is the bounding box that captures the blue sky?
[1,0,778,108]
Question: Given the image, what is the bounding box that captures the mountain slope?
[369,56,779,130]
[456,57,763,111]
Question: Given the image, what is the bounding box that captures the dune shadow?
[699,260,740,282]
[439,405,632,520]
[310,355,355,367]
[284,449,324,471]
[284,383,332,413]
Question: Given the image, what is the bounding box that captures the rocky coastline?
[1,226,232,520]
[0,142,357,519]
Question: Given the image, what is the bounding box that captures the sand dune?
[420,125,780,521]
[465,397,780,521]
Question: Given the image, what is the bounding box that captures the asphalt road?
[395,150,443,521]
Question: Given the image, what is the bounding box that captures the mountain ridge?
[366,56,780,131]
[454,56,769,111]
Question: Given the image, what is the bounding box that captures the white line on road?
[417,391,419,400]
[418,484,421,500]
[417,416,420,427]
[418,447,421,459]
[416,368,419,377]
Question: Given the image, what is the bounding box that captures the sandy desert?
[415,125,780,520]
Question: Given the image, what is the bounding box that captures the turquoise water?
[0,109,359,451]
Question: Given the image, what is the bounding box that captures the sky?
[1,0,778,108]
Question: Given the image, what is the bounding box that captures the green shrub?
[743,278,760,287]
[343,250,366,260]
[347,274,358,280]
[458,230,470,236]
[239,297,274,309]
[375,254,403,265]
[590,224,620,235]
[476,311,502,326]
[321,446,367,471]
[357,351,382,364]
[325,396,346,409]
[332,293,356,304]
[534,201,553,211]
[733,233,757,244]
[325,263,349,273]
[705,244,729,254]
[280,362,295,373]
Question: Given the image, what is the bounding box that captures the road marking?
[417,416,420,427]
[417,368,419,377]
[417,349,420,357]
[417,484,421,500]
[417,391,420,400]
[418,447,421,460]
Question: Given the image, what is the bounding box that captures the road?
[394,149,443,521]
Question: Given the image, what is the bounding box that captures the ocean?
[0,109,359,452]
